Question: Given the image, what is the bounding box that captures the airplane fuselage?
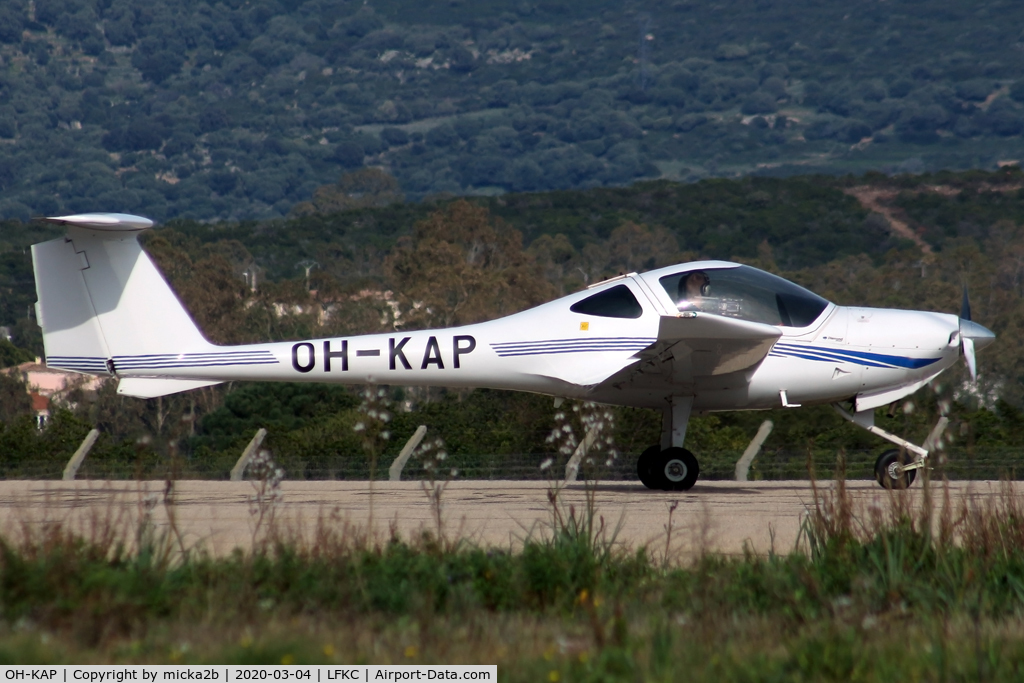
[70,271,962,414]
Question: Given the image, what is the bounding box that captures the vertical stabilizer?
[32,214,216,380]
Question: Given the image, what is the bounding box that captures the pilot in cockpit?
[677,271,710,311]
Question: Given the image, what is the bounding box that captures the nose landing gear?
[834,403,938,489]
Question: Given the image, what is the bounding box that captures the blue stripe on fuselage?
[771,343,940,369]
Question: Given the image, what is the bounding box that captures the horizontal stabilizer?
[43,213,154,233]
[117,377,222,399]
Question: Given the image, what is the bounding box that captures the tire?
[656,447,700,491]
[637,445,661,489]
[874,449,917,489]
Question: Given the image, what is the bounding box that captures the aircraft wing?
[599,313,782,394]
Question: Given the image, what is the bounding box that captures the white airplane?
[31,213,995,490]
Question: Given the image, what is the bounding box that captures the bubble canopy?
[659,265,830,328]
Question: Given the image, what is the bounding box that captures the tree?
[191,382,357,454]
[385,200,557,328]
[0,339,34,368]
[132,37,185,84]
[291,168,403,216]
[506,158,543,192]
[125,119,165,151]
[0,8,23,44]
[332,141,365,168]
[132,48,184,84]
[144,235,252,345]
[380,127,409,146]
[741,92,778,115]
[425,124,458,148]
[0,370,31,423]
[104,16,136,46]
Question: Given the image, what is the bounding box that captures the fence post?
[63,429,100,481]
[735,420,773,482]
[231,428,267,481]
[922,416,950,452]
[564,425,600,483]
[389,425,428,481]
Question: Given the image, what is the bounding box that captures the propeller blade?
[963,336,977,383]
[960,285,972,322]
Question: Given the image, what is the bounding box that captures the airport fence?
[1,447,1022,481]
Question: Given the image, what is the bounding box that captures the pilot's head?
[682,271,710,299]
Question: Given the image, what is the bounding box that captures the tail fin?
[31,213,222,397]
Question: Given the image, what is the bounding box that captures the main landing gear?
[637,445,700,491]
[637,396,701,491]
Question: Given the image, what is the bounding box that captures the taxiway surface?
[0,479,1008,557]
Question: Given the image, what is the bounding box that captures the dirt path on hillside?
[845,182,1024,256]
[844,186,933,254]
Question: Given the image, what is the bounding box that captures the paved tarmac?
[0,479,1013,558]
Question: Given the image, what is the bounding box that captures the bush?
[209,171,238,195]
[124,119,165,151]
[104,17,135,46]
[380,127,409,146]
[955,79,993,102]
[506,158,544,192]
[425,123,458,148]
[189,382,358,455]
[895,105,947,144]
[741,92,778,115]
[889,79,914,99]
[0,8,23,44]
[0,339,34,369]
[131,40,185,84]
[333,141,365,168]
[987,110,1024,136]
[338,10,383,39]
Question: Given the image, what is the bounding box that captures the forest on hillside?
[2,169,1024,480]
[0,0,1023,220]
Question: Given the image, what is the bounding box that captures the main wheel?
[656,447,700,491]
[637,445,661,489]
[874,449,917,489]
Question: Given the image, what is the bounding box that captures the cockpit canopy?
[659,265,830,328]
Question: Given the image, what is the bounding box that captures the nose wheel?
[637,445,700,491]
[874,449,917,489]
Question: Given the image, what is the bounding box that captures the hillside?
[1,0,1024,220]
